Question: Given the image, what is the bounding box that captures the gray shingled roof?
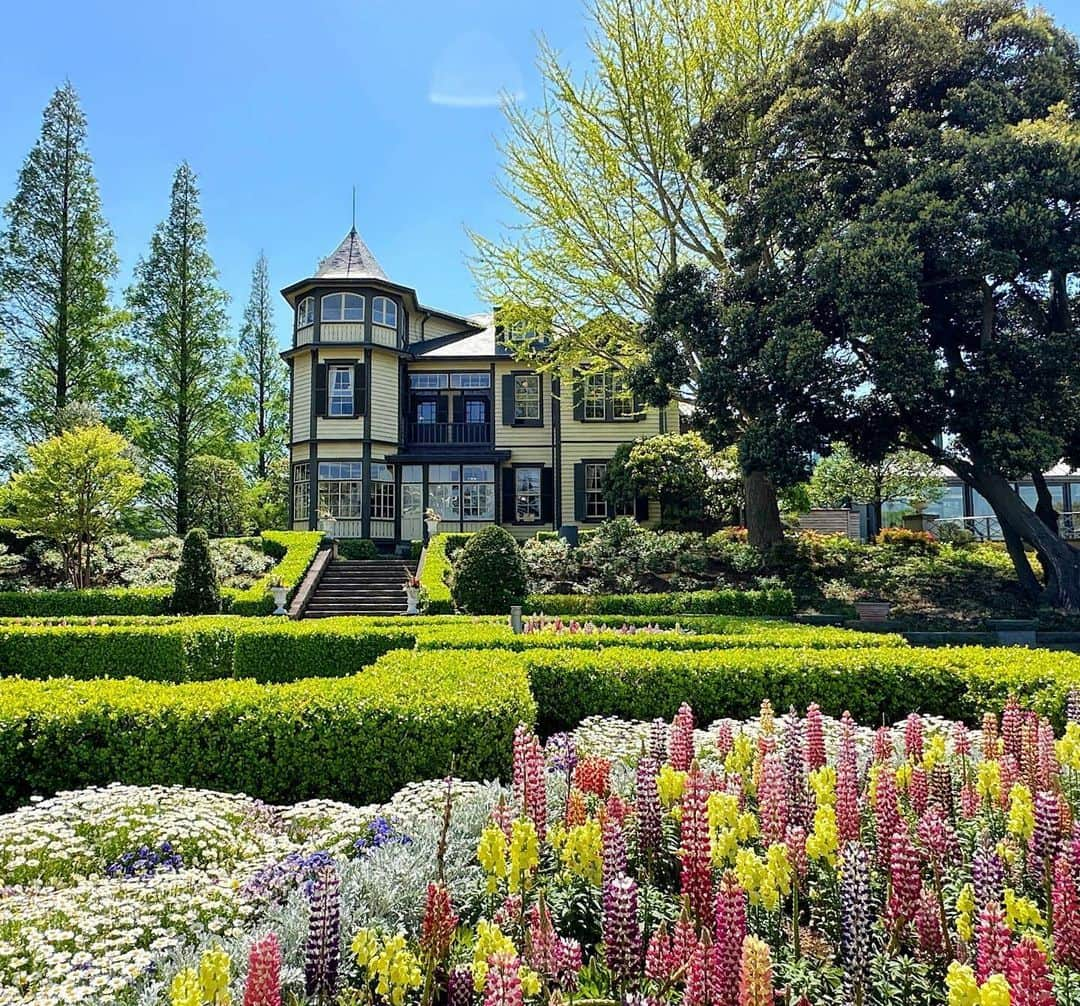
[314,228,389,281]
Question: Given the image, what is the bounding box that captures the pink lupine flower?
[786,826,808,884]
[1002,699,1023,762]
[839,711,858,773]
[976,901,1012,983]
[716,721,734,759]
[670,703,696,772]
[806,703,826,771]
[914,888,944,957]
[645,925,676,983]
[1052,856,1080,969]
[929,763,954,817]
[837,759,860,844]
[982,711,999,759]
[904,713,924,761]
[683,936,710,1006]
[886,826,922,935]
[483,953,524,1006]
[524,734,547,838]
[784,709,809,830]
[672,914,698,968]
[952,721,972,758]
[1006,936,1056,1006]
[874,769,901,866]
[420,882,458,962]
[635,756,662,863]
[679,768,714,925]
[713,872,747,1006]
[960,783,979,819]
[917,805,954,867]
[1031,789,1062,876]
[908,765,928,816]
[758,754,788,846]
[244,933,282,1006]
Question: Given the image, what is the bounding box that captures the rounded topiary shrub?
[451,526,528,614]
[171,528,222,614]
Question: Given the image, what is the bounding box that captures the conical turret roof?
[314,227,388,281]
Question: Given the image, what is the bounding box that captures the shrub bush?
[419,534,457,613]
[524,588,795,616]
[0,649,535,809]
[451,527,528,615]
[171,529,222,615]
[337,538,380,560]
[521,644,1080,734]
[229,531,323,615]
[876,527,940,553]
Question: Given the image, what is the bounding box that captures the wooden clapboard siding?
[369,351,399,443]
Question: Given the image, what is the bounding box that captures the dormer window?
[322,292,365,323]
[373,296,397,328]
[297,296,315,328]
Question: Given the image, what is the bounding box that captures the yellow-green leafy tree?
[2,425,142,587]
[471,0,871,547]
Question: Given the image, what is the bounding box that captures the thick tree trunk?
[1031,471,1060,536]
[968,464,1080,611]
[744,469,785,551]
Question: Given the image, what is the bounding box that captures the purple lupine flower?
[841,842,873,1006]
[602,872,642,985]
[648,718,668,765]
[635,755,662,862]
[1069,690,1080,725]
[448,966,474,1006]
[304,864,341,1002]
[602,812,627,880]
[784,708,809,829]
[546,732,578,776]
[972,839,1005,914]
[1032,790,1061,876]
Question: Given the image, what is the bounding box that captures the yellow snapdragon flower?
[1006,784,1034,842]
[977,761,1002,803]
[806,803,839,867]
[509,818,539,893]
[477,824,509,892]
[169,969,201,1006]
[1057,723,1080,771]
[658,765,687,807]
[923,733,946,772]
[946,963,980,1006]
[979,974,1011,1006]
[808,766,836,807]
[560,819,602,884]
[725,733,755,779]
[198,946,231,1006]
[956,883,976,942]
[1004,888,1044,931]
[472,921,518,990]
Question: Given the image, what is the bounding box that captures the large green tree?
[228,252,287,480]
[0,83,124,445]
[470,0,871,547]
[667,0,1080,607]
[125,163,230,534]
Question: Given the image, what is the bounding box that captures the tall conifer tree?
[126,163,229,533]
[229,252,287,479]
[0,82,123,445]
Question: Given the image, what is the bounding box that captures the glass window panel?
[463,483,495,520]
[429,465,460,483]
[585,462,608,518]
[409,373,448,389]
[516,466,542,522]
[462,465,493,483]
[450,372,491,388]
[328,365,354,416]
[584,374,607,420]
[429,483,460,519]
[373,297,398,327]
[402,465,423,484]
[465,400,487,424]
[343,293,364,322]
[514,374,540,420]
[612,374,634,418]
[371,463,393,482]
[370,481,395,520]
[402,484,423,515]
[937,485,965,521]
[321,294,343,322]
[297,298,314,327]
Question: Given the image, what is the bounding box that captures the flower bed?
[524,587,796,617]
[5,699,1080,1004]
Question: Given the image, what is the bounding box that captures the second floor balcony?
[406,420,492,446]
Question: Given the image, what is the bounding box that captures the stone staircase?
[302,558,415,618]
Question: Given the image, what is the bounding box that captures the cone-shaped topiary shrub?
[450,526,527,614]
[171,528,222,614]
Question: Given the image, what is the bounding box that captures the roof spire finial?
[351,185,356,234]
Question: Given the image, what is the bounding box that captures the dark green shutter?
[541,467,555,524]
[315,362,328,417]
[452,395,464,425]
[353,363,366,417]
[502,468,517,524]
[436,396,449,424]
[572,372,585,422]
[635,495,650,520]
[502,375,516,425]
[573,463,586,521]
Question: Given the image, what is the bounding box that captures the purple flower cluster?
[353,816,412,857]
[105,841,182,879]
[240,850,335,905]
[545,732,578,776]
[305,864,341,1002]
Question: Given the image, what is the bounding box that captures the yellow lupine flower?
[956,883,976,942]
[946,963,980,1006]
[979,974,1011,1006]
[896,762,913,790]
[169,969,201,1006]
[923,733,947,772]
[658,765,687,807]
[1006,784,1035,842]
[198,946,231,1006]
[370,932,423,1006]
[1004,888,1044,930]
[1056,723,1080,771]
[352,928,379,968]
[509,818,539,893]
[519,967,542,997]
[808,766,836,807]
[806,803,839,866]
[766,843,792,897]
[477,824,509,892]
[735,848,766,903]
[561,819,602,884]
[977,761,1002,803]
[725,733,755,778]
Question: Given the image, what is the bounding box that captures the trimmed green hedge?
[0,617,413,683]
[520,645,1080,734]
[411,623,906,652]
[419,534,456,614]
[0,532,324,618]
[523,589,795,617]
[0,649,535,809]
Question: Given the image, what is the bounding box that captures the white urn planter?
[270,585,289,616]
[425,519,440,540]
[405,585,421,615]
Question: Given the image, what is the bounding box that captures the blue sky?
[1,0,1078,346]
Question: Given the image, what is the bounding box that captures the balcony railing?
[406,421,492,446]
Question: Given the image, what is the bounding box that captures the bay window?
[317,462,363,519]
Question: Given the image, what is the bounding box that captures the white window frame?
[373,296,398,328]
[328,365,354,417]
[409,373,449,390]
[584,374,607,421]
[514,374,541,422]
[317,462,364,519]
[321,292,364,323]
[297,297,315,328]
[585,462,608,519]
[292,463,310,521]
[370,463,395,520]
[612,373,635,418]
[515,466,542,523]
[450,372,491,389]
